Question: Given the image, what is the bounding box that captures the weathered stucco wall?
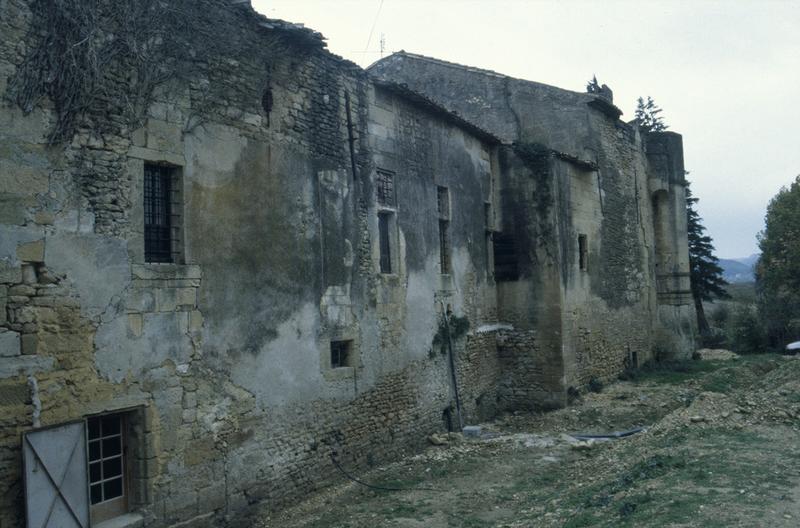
[1,5,696,528]
[370,51,696,388]
[0,2,510,527]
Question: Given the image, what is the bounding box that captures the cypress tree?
[634,96,668,133]
[686,184,729,333]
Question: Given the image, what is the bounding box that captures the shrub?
[708,303,730,327]
[587,377,604,393]
[699,327,727,348]
[727,306,767,354]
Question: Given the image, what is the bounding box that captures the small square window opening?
[330,340,353,368]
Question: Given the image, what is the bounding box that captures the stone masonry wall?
[1,4,695,527]
[495,329,544,410]
[370,52,694,393]
[0,2,507,527]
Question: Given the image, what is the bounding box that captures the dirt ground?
[258,353,800,527]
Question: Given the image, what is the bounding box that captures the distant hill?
[737,254,760,268]
[718,254,759,283]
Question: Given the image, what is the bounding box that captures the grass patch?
[619,359,719,384]
[700,357,781,393]
[620,354,781,388]
[553,425,798,528]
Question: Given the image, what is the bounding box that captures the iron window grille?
[376,169,395,207]
[144,164,178,263]
[439,219,451,274]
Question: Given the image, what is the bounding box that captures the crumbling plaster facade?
[0,2,694,527]
[370,52,697,401]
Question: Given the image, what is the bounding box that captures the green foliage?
[686,183,729,334]
[587,377,604,393]
[756,175,800,347]
[586,75,600,93]
[687,185,729,302]
[698,327,726,348]
[708,303,730,326]
[512,142,555,254]
[431,313,470,351]
[727,306,767,354]
[633,96,668,133]
[618,359,717,385]
[7,0,288,143]
[724,282,757,304]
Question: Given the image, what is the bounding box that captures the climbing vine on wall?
[432,314,470,353]
[513,142,555,256]
[6,0,287,143]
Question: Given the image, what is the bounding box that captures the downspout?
[441,303,464,431]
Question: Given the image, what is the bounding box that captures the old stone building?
[0,1,695,527]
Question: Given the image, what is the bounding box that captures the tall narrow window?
[493,233,519,281]
[376,169,395,207]
[578,234,588,271]
[439,220,451,274]
[437,186,451,274]
[144,164,179,263]
[436,186,450,219]
[378,212,392,273]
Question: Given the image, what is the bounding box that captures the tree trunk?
[694,294,710,336]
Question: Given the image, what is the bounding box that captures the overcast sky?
[254,0,800,258]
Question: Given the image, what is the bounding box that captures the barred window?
[436,186,450,219]
[439,219,451,274]
[144,164,181,263]
[376,169,395,207]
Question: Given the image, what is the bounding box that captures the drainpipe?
[441,303,464,431]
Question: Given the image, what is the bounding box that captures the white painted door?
[23,421,90,528]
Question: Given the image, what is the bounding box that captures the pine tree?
[686,183,729,333]
[586,75,600,94]
[634,96,668,132]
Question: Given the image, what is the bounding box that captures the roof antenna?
[364,0,385,53]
